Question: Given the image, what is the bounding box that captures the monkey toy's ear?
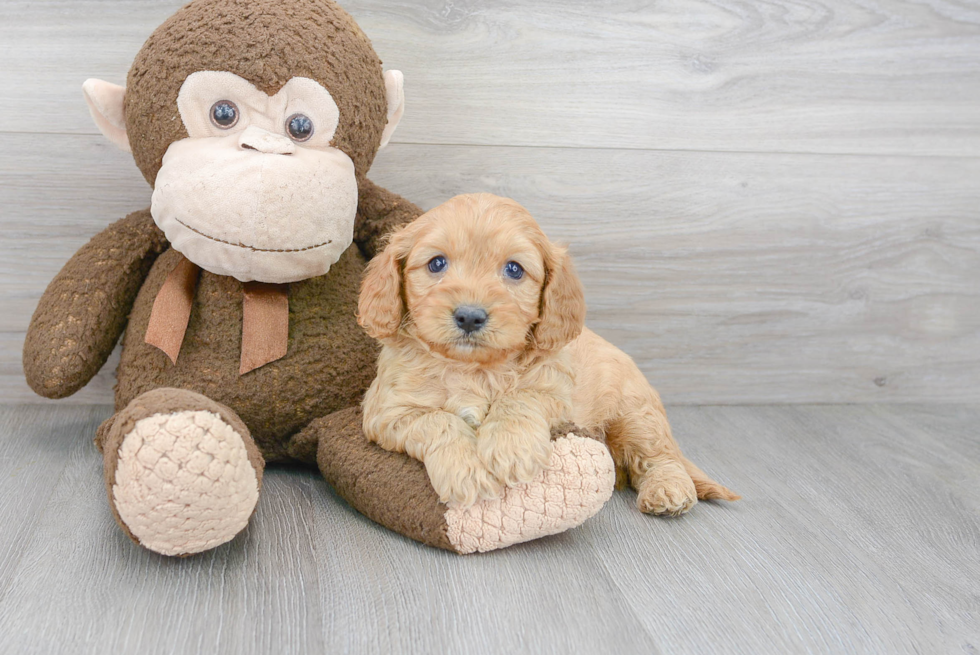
[82,79,131,152]
[379,70,405,150]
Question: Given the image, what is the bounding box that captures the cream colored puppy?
[358,193,738,513]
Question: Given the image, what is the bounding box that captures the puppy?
[358,193,739,513]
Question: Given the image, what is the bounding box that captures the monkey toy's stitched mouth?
[174,217,332,253]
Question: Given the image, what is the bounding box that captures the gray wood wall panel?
[3,0,980,156]
[2,0,979,404]
[3,135,978,403]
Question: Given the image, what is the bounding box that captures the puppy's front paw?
[426,440,502,508]
[477,421,552,487]
[636,471,698,517]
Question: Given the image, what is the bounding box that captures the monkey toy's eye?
[209,100,239,128]
[286,114,314,142]
[503,261,524,280]
[427,256,448,273]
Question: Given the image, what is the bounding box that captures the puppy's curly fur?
[358,193,739,512]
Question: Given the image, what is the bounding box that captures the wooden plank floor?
[0,403,976,654]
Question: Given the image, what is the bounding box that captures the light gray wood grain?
[2,0,980,156]
[0,403,976,654]
[3,134,978,404]
[0,405,103,587]
[590,404,980,652]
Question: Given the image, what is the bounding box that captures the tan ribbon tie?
[145,254,290,374]
[240,281,289,375]
[145,255,200,365]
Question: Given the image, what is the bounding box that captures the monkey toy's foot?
[300,409,615,554]
[444,433,615,553]
[97,388,265,556]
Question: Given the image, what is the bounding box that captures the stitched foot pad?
[445,435,614,554]
[111,410,260,556]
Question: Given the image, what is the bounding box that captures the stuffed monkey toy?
[23,0,614,556]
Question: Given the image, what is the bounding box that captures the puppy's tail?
[682,456,741,502]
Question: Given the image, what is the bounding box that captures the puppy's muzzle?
[453,305,488,334]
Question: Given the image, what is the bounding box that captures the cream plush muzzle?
[151,131,357,283]
[145,70,367,284]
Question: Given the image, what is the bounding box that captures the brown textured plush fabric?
[23,210,168,398]
[310,407,455,552]
[354,177,425,259]
[97,387,265,551]
[116,243,380,461]
[550,421,605,443]
[126,0,388,185]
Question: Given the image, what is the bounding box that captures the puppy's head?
[358,193,585,363]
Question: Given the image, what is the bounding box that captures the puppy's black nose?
[454,306,488,334]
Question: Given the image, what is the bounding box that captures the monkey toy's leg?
[96,388,264,556]
[288,408,616,554]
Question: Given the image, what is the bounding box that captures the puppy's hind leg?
[607,407,699,517]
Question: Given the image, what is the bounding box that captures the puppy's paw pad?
[637,478,698,517]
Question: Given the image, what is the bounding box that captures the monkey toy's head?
[82,0,404,283]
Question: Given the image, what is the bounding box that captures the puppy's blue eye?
[428,256,448,273]
[504,261,524,280]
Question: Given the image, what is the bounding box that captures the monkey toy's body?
[116,225,379,460]
[23,0,614,557]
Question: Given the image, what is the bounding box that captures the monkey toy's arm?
[23,209,169,399]
[353,178,424,259]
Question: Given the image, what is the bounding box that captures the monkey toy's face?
[150,72,359,283]
[82,0,405,286]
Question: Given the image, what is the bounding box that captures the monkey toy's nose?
[238,125,296,155]
[453,306,488,335]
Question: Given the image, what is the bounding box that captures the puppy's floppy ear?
[358,230,409,339]
[533,245,586,351]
